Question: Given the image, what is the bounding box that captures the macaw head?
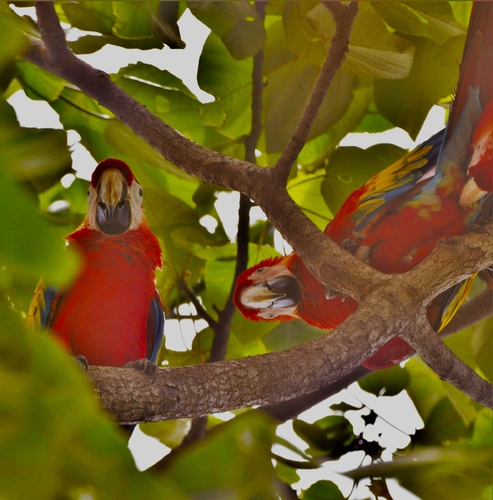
[86,159,144,235]
[460,99,493,206]
[233,255,303,322]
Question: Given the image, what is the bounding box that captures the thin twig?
[177,280,217,328]
[273,0,359,183]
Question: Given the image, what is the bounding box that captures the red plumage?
[37,159,164,367]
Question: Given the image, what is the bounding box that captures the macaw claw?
[125,358,159,381]
[73,355,89,372]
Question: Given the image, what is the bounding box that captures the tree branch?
[273,1,359,183]
[27,2,493,418]
[401,317,493,407]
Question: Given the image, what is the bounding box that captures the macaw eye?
[139,188,143,197]
[254,268,264,274]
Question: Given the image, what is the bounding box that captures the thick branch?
[401,318,493,408]
[27,2,493,417]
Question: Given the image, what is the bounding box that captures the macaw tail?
[447,1,493,138]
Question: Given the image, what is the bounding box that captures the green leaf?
[0,154,77,287]
[264,59,357,153]
[372,1,465,45]
[189,0,266,60]
[297,83,375,172]
[358,364,411,397]
[322,143,406,215]
[470,317,493,382]
[16,60,66,102]
[344,445,493,500]
[293,416,355,458]
[0,4,29,72]
[302,480,345,500]
[198,32,253,140]
[0,98,72,193]
[263,319,325,352]
[0,297,177,500]
[284,2,414,79]
[61,1,116,35]
[140,419,191,449]
[160,412,278,498]
[113,1,157,40]
[374,34,465,139]
[288,171,333,230]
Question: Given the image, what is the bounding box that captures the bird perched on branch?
[234,1,492,370]
[28,159,164,369]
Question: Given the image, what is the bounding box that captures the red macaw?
[234,1,492,370]
[28,159,164,368]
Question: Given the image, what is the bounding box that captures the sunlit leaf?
[140,419,191,449]
[284,2,414,78]
[288,171,332,230]
[198,32,252,140]
[372,1,465,45]
[374,34,465,139]
[16,60,65,102]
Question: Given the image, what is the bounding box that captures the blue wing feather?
[147,292,165,363]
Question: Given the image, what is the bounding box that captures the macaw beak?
[96,179,131,235]
[241,275,301,310]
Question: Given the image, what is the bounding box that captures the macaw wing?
[28,280,165,363]
[350,130,443,233]
[26,279,60,329]
[146,290,165,363]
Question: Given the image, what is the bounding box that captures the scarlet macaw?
[234,1,493,370]
[28,159,164,368]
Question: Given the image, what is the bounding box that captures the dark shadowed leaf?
[302,480,345,500]
[358,364,410,397]
[189,0,265,60]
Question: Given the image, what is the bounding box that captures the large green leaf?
[189,0,265,60]
[0,125,76,286]
[0,4,29,72]
[284,2,414,79]
[322,143,406,215]
[288,171,332,230]
[16,60,65,102]
[374,34,465,139]
[470,317,493,383]
[302,480,345,500]
[0,297,178,500]
[198,32,253,140]
[344,443,492,500]
[159,412,277,498]
[372,1,465,45]
[0,99,71,192]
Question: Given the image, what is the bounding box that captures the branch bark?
[26,1,493,418]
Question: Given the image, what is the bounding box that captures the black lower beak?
[96,200,131,235]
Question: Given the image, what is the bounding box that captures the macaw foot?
[124,359,159,381]
[73,355,89,372]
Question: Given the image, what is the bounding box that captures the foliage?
[0,1,491,499]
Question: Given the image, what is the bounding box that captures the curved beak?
[96,174,131,235]
[240,275,301,310]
